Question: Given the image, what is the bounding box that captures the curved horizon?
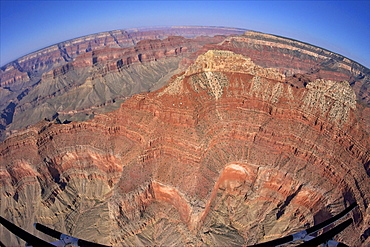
[1,25,369,71]
[1,1,369,68]
[0,25,249,66]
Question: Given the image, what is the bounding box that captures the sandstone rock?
[0,27,246,141]
[1,27,369,145]
[0,50,368,246]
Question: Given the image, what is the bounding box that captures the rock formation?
[2,27,369,144]
[0,49,369,246]
[0,26,247,141]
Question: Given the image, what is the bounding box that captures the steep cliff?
[1,27,369,144]
[1,50,369,246]
[0,26,246,141]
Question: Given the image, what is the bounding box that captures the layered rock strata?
[0,50,369,246]
[0,27,246,141]
[1,27,369,144]
[202,31,370,105]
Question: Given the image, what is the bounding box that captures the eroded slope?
[1,50,369,246]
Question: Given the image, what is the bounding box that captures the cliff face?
[1,27,369,143]
[0,27,246,141]
[5,36,228,133]
[190,31,370,105]
[0,50,369,246]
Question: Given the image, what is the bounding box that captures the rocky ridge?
[195,31,370,105]
[1,27,369,143]
[0,50,369,246]
[0,26,246,141]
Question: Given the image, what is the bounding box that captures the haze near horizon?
[1,1,369,68]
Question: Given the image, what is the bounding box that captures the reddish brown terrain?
[0,26,246,141]
[0,27,369,246]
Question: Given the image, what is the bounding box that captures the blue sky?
[1,1,369,68]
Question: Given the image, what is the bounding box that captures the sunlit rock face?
[1,27,370,143]
[0,49,369,246]
[0,27,246,142]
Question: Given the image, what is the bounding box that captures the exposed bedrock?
[0,50,369,246]
[0,27,245,142]
[194,31,370,106]
[1,27,369,144]
[1,35,230,141]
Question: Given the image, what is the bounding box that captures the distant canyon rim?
[0,26,369,246]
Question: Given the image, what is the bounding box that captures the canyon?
[0,26,246,141]
[0,27,369,246]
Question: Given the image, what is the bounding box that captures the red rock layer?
[0,28,243,141]
[184,31,370,108]
[1,28,369,145]
[2,35,229,139]
[0,26,245,87]
[0,50,369,246]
